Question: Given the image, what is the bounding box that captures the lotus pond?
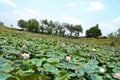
[0,31,120,80]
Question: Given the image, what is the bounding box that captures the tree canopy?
[27,19,39,32]
[18,19,27,30]
[0,21,4,26]
[86,24,102,38]
[17,18,83,38]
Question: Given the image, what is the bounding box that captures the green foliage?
[46,27,53,34]
[18,19,27,30]
[18,18,83,38]
[0,57,12,80]
[65,24,83,37]
[16,69,35,76]
[27,19,39,32]
[0,71,11,80]
[55,70,69,80]
[108,28,120,46]
[74,25,83,37]
[0,21,4,26]
[18,19,39,32]
[24,58,45,66]
[43,63,59,74]
[1,64,14,73]
[86,24,102,38]
[88,74,103,80]
[0,27,120,80]
[117,28,120,37]
[110,41,115,46]
[47,58,60,64]
[0,57,7,66]
[66,24,75,36]
[108,32,117,41]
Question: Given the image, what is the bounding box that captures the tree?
[40,25,44,33]
[54,21,61,35]
[41,19,48,26]
[86,24,102,38]
[10,25,13,28]
[74,25,83,37]
[18,19,27,30]
[0,21,4,26]
[117,28,120,37]
[60,23,67,36]
[41,19,53,34]
[41,19,48,30]
[27,19,39,32]
[48,20,55,27]
[108,32,117,41]
[46,20,55,34]
[108,28,120,43]
[46,27,52,34]
[66,24,75,36]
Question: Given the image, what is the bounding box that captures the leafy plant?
[0,27,120,80]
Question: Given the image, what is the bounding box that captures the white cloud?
[99,23,118,36]
[0,11,9,17]
[14,8,43,20]
[88,1,104,11]
[0,0,17,8]
[14,10,84,27]
[59,15,83,25]
[68,2,76,8]
[0,11,10,23]
[80,1,86,6]
[113,17,120,23]
[14,10,84,26]
[23,8,41,17]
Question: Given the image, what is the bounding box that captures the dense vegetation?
[86,24,102,38]
[0,21,4,26]
[18,19,102,38]
[0,26,120,80]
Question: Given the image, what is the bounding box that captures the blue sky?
[0,0,120,36]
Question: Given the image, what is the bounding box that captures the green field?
[0,26,120,80]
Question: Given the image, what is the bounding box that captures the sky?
[0,0,120,36]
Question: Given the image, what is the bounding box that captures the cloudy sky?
[0,0,120,36]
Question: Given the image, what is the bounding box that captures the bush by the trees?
[86,24,102,38]
[18,19,27,30]
[0,21,4,26]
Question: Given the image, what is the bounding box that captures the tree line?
[1,19,102,38]
[18,19,84,38]
[17,19,102,38]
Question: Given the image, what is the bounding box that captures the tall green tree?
[41,19,48,26]
[108,28,120,41]
[46,20,55,34]
[74,25,83,37]
[86,24,102,38]
[66,24,75,36]
[41,19,49,33]
[60,23,67,36]
[54,21,61,35]
[108,32,117,41]
[40,25,44,33]
[117,28,120,37]
[46,27,52,34]
[18,19,27,30]
[27,19,39,32]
